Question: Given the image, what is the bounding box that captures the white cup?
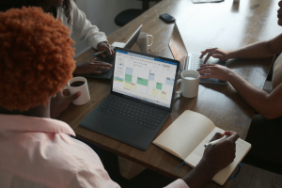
[64,77,90,105]
[137,32,154,53]
[176,70,200,98]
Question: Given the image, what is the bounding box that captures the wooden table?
[59,0,281,187]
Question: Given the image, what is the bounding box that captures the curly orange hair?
[0,7,76,111]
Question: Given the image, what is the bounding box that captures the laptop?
[78,25,143,80]
[80,47,180,150]
[169,23,227,85]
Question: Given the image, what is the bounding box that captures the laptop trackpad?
[80,111,152,148]
[98,117,137,139]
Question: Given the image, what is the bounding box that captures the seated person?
[197,1,282,174]
[0,7,239,188]
[0,0,114,118]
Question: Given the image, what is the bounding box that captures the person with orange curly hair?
[0,0,114,118]
[0,6,240,188]
[0,7,76,112]
[0,6,120,188]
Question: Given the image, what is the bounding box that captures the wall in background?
[72,0,142,56]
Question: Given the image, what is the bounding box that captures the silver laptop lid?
[169,23,188,74]
[111,48,179,111]
[124,25,143,49]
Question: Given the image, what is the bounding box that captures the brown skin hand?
[183,131,239,188]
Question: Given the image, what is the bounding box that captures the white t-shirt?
[56,0,108,49]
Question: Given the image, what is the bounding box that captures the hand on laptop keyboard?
[74,60,112,75]
[200,48,230,64]
[98,54,114,74]
[96,42,114,57]
[74,52,114,79]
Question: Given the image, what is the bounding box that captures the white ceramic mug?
[176,70,200,98]
[64,77,90,105]
[137,32,154,53]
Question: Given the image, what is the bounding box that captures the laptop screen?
[112,49,178,108]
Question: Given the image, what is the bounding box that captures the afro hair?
[0,7,76,111]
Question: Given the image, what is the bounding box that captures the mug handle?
[175,79,182,94]
[147,35,154,47]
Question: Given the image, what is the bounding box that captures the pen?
[92,46,115,57]
[92,50,107,57]
[204,135,228,147]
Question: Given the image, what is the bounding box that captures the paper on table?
[153,110,252,186]
[153,110,215,160]
[185,127,252,185]
[112,42,125,48]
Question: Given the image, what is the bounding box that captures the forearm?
[182,160,217,188]
[181,132,239,188]
[227,71,279,119]
[228,41,275,59]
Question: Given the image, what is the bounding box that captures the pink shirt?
[0,115,189,188]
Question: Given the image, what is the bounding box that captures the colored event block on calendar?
[156,82,162,90]
[125,74,132,82]
[149,73,155,81]
[152,89,159,97]
[165,77,174,86]
[137,77,148,86]
[114,77,124,82]
[124,82,136,90]
[161,91,167,99]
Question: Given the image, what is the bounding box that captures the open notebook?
[153,110,251,185]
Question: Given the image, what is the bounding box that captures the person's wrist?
[97,41,108,47]
[197,158,220,177]
[226,51,235,59]
[97,41,103,47]
[183,159,218,188]
[227,69,239,83]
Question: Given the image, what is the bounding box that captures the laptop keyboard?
[98,96,167,130]
[186,53,227,84]
[189,54,205,71]
[104,53,114,62]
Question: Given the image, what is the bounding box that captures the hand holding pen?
[204,135,228,147]
[182,131,239,187]
[96,42,115,58]
[200,131,239,175]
